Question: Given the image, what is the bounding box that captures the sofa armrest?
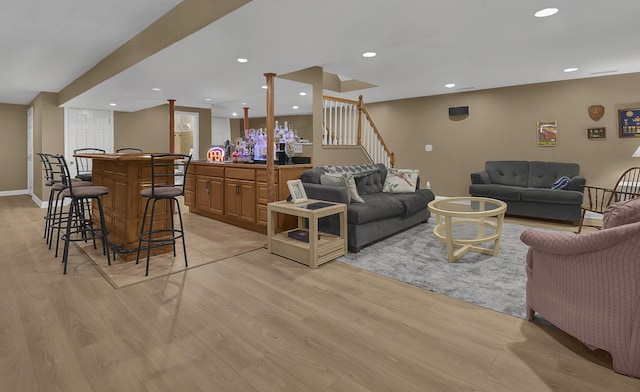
[470,171,490,184]
[568,175,587,192]
[302,183,350,204]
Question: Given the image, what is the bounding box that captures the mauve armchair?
[520,197,640,378]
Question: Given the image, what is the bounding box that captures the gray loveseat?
[469,160,586,222]
[300,163,435,252]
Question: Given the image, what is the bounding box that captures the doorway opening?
[174,111,199,159]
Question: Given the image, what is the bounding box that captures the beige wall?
[114,104,212,158]
[356,73,640,196]
[28,92,64,202]
[0,103,28,191]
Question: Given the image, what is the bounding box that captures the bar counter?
[75,153,175,261]
[185,160,312,233]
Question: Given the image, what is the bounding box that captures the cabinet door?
[238,181,256,222]
[208,177,224,214]
[225,179,256,223]
[196,176,224,214]
[225,180,241,219]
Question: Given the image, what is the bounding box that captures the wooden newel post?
[265,73,277,203]
[168,99,176,153]
[357,95,363,146]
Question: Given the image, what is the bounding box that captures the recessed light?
[299,92,307,96]
[109,103,117,106]
[362,52,377,58]
[535,8,558,17]
[564,67,579,73]
[237,58,248,63]
[292,106,299,110]
[231,112,238,116]
[262,85,268,89]
[205,98,212,102]
[151,87,161,92]
[445,83,456,88]
[241,102,247,106]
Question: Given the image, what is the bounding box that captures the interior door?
[65,108,114,177]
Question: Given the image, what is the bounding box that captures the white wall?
[212,116,231,146]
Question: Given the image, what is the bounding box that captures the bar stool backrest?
[149,154,192,198]
[73,148,105,179]
[37,153,55,186]
[48,154,77,193]
[116,147,143,153]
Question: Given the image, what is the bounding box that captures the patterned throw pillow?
[383,168,419,193]
[321,172,365,203]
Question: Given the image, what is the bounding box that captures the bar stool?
[136,154,191,276]
[73,147,105,182]
[38,153,93,249]
[50,154,111,274]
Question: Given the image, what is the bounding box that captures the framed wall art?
[536,120,557,146]
[618,108,640,138]
[587,127,606,139]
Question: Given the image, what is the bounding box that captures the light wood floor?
[1,195,637,392]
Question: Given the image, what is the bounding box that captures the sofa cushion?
[383,168,419,193]
[348,193,405,224]
[521,188,584,205]
[528,161,580,188]
[468,184,523,201]
[356,165,387,195]
[603,197,640,229]
[486,161,529,187]
[393,189,434,217]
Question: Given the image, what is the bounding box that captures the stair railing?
[323,95,395,167]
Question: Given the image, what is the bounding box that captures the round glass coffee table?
[427,197,507,263]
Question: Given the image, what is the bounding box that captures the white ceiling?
[3,0,640,118]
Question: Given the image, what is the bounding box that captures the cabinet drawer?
[197,165,224,177]
[226,167,255,180]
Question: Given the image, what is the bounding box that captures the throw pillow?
[602,197,640,229]
[321,173,365,203]
[551,176,570,190]
[383,168,419,193]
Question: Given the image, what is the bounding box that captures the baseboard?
[0,189,29,197]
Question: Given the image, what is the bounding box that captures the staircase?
[323,95,395,167]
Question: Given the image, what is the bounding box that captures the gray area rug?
[337,222,562,319]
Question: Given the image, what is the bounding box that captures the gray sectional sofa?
[469,160,586,222]
[300,163,435,252]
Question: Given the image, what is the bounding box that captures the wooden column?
[243,107,250,132]
[168,99,176,153]
[264,73,277,203]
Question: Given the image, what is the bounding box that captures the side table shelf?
[267,200,347,268]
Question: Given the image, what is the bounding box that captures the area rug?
[77,212,266,289]
[337,221,568,319]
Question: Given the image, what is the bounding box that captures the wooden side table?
[267,199,347,268]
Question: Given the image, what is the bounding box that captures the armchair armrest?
[520,221,640,256]
[301,183,350,204]
[568,175,586,192]
[470,171,490,184]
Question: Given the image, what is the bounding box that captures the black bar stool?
[136,154,191,276]
[38,153,93,250]
[73,148,105,182]
[50,154,111,274]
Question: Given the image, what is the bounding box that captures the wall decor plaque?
[618,108,640,138]
[587,127,606,139]
[588,105,605,121]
